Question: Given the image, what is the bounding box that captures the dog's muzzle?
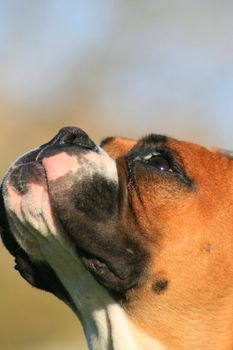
[0,127,148,293]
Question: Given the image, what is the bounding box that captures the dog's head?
[1,127,233,348]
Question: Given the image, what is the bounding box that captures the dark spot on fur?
[153,278,169,294]
[203,243,211,253]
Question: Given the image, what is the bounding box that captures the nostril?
[51,127,84,145]
[57,128,78,145]
[42,127,98,151]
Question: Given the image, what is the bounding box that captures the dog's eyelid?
[132,150,193,187]
[144,152,161,161]
[135,151,161,162]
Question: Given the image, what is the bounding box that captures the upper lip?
[14,148,42,167]
[6,144,53,197]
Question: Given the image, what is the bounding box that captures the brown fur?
[103,136,233,350]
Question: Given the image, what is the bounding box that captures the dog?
[1,126,233,350]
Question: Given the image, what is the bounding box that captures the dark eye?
[145,155,172,172]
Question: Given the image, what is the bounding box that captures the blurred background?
[1,1,233,349]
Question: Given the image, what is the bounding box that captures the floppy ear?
[0,187,74,309]
[100,137,137,159]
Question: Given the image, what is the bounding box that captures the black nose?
[44,127,97,151]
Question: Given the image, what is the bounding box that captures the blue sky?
[1,1,233,147]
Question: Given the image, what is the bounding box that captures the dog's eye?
[143,153,172,172]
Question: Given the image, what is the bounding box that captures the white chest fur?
[32,235,166,350]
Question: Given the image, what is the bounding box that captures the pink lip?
[42,152,80,181]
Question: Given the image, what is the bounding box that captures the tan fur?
[103,137,233,350]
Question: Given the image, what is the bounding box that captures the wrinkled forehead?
[101,134,168,159]
[101,134,203,160]
[101,134,232,181]
[167,138,232,183]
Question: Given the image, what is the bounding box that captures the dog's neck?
[40,236,233,350]
[37,236,165,350]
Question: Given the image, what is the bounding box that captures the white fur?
[29,233,166,350]
[2,149,165,350]
[5,205,165,349]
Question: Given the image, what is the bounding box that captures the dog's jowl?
[1,126,233,350]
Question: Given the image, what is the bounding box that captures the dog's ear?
[0,188,74,309]
[100,137,137,159]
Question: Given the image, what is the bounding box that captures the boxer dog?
[1,127,233,350]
